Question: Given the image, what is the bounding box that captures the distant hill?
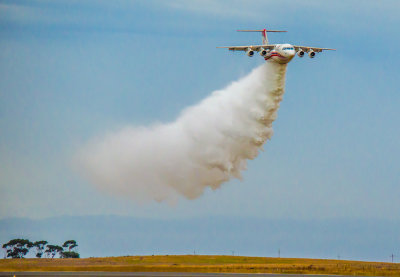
[0,216,399,261]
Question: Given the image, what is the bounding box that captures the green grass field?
[1,255,400,276]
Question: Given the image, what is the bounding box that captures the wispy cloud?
[1,0,399,35]
[164,0,400,17]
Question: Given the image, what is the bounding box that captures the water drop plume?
[78,62,288,202]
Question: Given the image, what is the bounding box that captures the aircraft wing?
[293,46,336,53]
[217,45,276,51]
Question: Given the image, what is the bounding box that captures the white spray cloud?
[78,62,288,202]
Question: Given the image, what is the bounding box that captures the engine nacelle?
[297,49,305,57]
[246,48,254,57]
[259,48,269,57]
[308,50,316,58]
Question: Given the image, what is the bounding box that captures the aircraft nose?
[289,49,296,58]
[284,50,295,58]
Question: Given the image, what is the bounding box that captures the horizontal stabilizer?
[237,28,286,44]
[237,30,287,33]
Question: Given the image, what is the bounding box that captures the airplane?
[217,28,335,64]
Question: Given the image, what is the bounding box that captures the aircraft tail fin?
[237,29,287,44]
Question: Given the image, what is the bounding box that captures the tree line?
[2,239,79,259]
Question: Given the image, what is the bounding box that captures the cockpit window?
[283,47,294,50]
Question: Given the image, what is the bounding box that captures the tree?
[2,239,33,259]
[45,245,63,258]
[33,240,47,258]
[61,251,80,258]
[61,240,79,258]
[62,240,78,252]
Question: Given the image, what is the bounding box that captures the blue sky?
[0,0,399,222]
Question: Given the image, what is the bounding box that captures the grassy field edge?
[1,255,399,276]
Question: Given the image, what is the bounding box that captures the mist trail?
[79,62,288,202]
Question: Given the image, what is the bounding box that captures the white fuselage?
[264,43,296,64]
[219,28,335,63]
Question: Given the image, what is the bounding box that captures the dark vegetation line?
[2,239,79,259]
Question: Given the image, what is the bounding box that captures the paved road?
[0,273,368,277]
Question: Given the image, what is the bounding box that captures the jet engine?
[308,50,316,58]
[297,49,305,57]
[259,48,269,57]
[246,48,254,57]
